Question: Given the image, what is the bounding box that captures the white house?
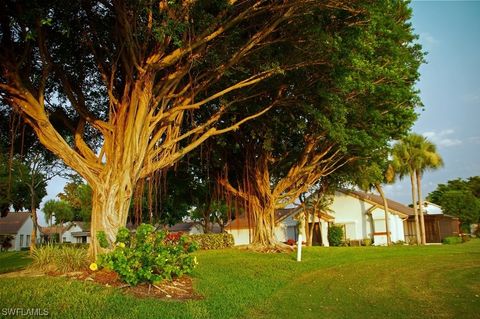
[40,221,90,244]
[422,201,443,215]
[225,208,300,245]
[64,222,91,244]
[327,190,409,245]
[0,212,40,251]
[404,201,460,244]
[226,189,411,246]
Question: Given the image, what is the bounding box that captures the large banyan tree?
[215,1,423,250]
[0,0,370,258]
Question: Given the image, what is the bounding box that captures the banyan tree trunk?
[251,202,277,247]
[89,178,134,260]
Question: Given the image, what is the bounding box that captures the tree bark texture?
[89,169,135,259]
[416,170,426,245]
[375,183,391,246]
[30,206,38,251]
[410,172,421,245]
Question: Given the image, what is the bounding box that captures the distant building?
[0,212,40,251]
[404,201,460,244]
[225,189,410,246]
[225,208,300,246]
[40,221,91,244]
[168,222,221,235]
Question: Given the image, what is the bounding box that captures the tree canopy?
[428,176,480,227]
[1,0,423,255]
[214,1,423,248]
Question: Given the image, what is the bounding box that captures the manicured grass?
[0,241,479,318]
[0,251,32,273]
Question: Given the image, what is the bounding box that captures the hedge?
[190,233,234,250]
[442,236,462,245]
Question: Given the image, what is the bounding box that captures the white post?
[297,234,302,262]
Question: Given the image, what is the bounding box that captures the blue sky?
[41,1,480,224]
[385,0,480,204]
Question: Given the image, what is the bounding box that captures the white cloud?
[422,129,462,147]
[468,136,480,145]
[420,32,439,46]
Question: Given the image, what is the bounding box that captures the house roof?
[227,208,299,230]
[168,222,199,232]
[71,221,89,231]
[39,225,70,235]
[40,221,90,236]
[71,231,90,237]
[339,189,413,218]
[0,212,31,235]
[167,222,222,233]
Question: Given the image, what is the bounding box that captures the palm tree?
[415,138,443,244]
[392,133,443,245]
[392,136,421,245]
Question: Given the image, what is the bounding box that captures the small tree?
[42,199,74,243]
[299,182,335,247]
[328,225,344,247]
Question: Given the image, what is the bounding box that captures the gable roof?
[0,212,31,234]
[71,221,89,231]
[40,221,91,236]
[339,189,412,218]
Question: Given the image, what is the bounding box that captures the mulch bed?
[60,269,202,300]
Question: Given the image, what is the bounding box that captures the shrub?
[407,237,418,245]
[30,244,89,273]
[362,238,372,246]
[58,243,89,249]
[461,234,471,243]
[328,225,344,247]
[285,239,296,246]
[0,235,13,251]
[474,225,480,237]
[442,236,462,245]
[190,233,234,250]
[99,224,198,286]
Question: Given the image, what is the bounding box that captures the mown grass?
[0,241,479,319]
[0,251,32,273]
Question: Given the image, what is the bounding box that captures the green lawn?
[0,251,32,274]
[0,241,479,319]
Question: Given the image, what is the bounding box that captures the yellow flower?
[193,256,198,266]
[118,242,126,248]
[89,263,98,271]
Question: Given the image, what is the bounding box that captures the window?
[373,219,386,233]
[336,223,356,240]
[20,234,24,247]
[26,235,31,246]
[287,226,298,241]
[345,223,356,240]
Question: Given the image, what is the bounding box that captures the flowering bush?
[98,224,198,286]
[285,239,296,246]
[189,233,234,250]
